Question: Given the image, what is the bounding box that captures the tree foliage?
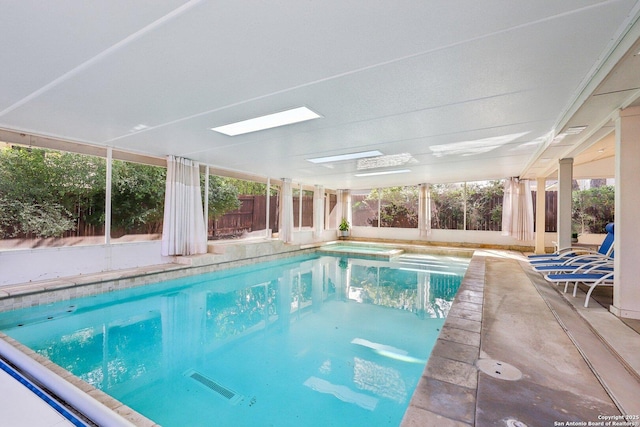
[207,175,241,220]
[572,185,614,234]
[0,145,248,239]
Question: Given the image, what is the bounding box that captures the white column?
[557,158,573,249]
[313,185,324,240]
[204,167,209,240]
[611,106,640,319]
[266,178,271,238]
[535,177,547,254]
[418,183,431,238]
[105,147,112,245]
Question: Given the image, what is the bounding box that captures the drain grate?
[185,370,244,405]
[476,359,523,381]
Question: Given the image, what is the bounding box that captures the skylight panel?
[211,107,321,136]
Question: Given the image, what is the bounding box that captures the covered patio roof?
[1,2,639,189]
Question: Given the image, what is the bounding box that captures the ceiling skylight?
[307,150,383,164]
[211,107,321,136]
[356,153,416,170]
[355,169,411,177]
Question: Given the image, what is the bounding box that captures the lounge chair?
[532,252,614,273]
[528,223,614,264]
[544,261,614,307]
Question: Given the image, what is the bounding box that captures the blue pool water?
[0,253,468,427]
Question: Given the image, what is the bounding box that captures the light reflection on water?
[0,254,468,427]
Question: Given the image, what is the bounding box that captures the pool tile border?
[401,253,485,427]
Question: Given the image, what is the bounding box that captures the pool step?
[392,254,469,273]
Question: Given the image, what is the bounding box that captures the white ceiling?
[1,1,640,189]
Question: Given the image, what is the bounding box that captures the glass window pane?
[351,189,377,227]
[464,180,504,231]
[0,144,106,248]
[572,178,615,234]
[430,183,465,230]
[111,160,165,239]
[379,186,419,228]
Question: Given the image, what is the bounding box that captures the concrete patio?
[403,249,640,427]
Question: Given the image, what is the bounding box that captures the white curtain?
[418,183,431,237]
[280,178,294,243]
[161,156,207,256]
[502,178,534,241]
[313,185,324,240]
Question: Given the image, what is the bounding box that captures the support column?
[535,177,547,254]
[557,158,573,249]
[105,147,112,245]
[611,106,640,319]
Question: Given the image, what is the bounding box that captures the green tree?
[465,181,503,231]
[207,175,241,220]
[365,186,419,228]
[431,184,465,230]
[110,161,166,234]
[572,185,614,234]
[0,147,80,238]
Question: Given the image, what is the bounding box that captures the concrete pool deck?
[1,246,639,426]
[402,249,640,427]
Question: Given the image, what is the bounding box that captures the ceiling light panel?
[355,169,411,177]
[356,153,416,170]
[307,150,383,164]
[211,107,321,136]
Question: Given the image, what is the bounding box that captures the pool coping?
[401,252,484,426]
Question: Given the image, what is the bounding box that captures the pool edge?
[401,252,485,426]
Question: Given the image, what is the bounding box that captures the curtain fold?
[280,178,294,243]
[418,183,432,237]
[313,185,324,240]
[501,178,534,241]
[161,156,207,256]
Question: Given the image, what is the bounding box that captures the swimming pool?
[0,253,469,427]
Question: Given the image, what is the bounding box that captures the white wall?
[2,228,589,288]
[0,241,170,287]
[349,226,557,249]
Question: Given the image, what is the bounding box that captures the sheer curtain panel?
[161,156,207,256]
[501,178,534,241]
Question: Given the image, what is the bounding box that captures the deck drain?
[506,419,528,427]
[476,359,522,381]
[185,370,244,405]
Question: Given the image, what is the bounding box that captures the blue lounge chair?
[544,262,614,307]
[533,252,614,273]
[529,223,614,264]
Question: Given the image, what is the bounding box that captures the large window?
[0,144,106,246]
[465,180,503,231]
[351,186,419,228]
[206,176,279,240]
[430,183,465,230]
[572,179,615,234]
[111,160,165,237]
[351,189,377,227]
[431,180,504,231]
[292,187,313,229]
[378,186,418,228]
[0,143,167,248]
